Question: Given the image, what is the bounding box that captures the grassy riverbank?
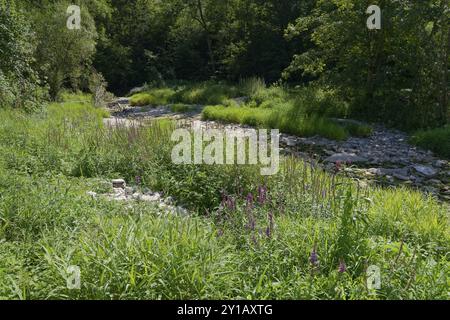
[0,95,448,299]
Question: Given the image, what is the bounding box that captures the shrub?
[294,87,349,118]
[0,2,42,111]
[89,72,114,108]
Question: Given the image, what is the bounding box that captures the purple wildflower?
[226,196,236,211]
[335,161,342,173]
[310,247,319,267]
[265,212,274,238]
[246,193,254,210]
[267,211,274,237]
[257,185,267,205]
[338,260,347,273]
[221,191,229,209]
[265,226,271,238]
[247,213,256,231]
[252,234,258,246]
[135,176,142,185]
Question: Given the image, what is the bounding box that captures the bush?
[294,87,349,118]
[89,72,114,108]
[0,2,42,111]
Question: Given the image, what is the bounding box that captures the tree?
[285,0,449,129]
[32,1,97,100]
[0,0,41,110]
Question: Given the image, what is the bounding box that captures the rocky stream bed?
[104,98,450,202]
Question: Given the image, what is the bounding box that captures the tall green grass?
[411,125,450,158]
[130,88,176,106]
[129,82,241,107]
[128,80,372,141]
[200,80,371,141]
[0,98,448,300]
[202,105,349,140]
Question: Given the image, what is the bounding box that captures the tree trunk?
[196,0,216,74]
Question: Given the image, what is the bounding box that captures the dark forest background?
[1,0,449,129]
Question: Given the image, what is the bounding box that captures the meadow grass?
[0,97,448,300]
[170,103,196,113]
[130,88,176,106]
[129,82,240,107]
[202,105,349,140]
[128,80,372,141]
[411,125,450,158]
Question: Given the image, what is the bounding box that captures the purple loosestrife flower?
[258,185,267,205]
[310,247,319,267]
[265,226,271,238]
[338,260,347,273]
[221,192,228,209]
[335,161,342,173]
[267,211,274,238]
[246,193,254,204]
[252,234,258,246]
[227,196,236,211]
[246,193,254,210]
[247,213,256,231]
[135,176,142,185]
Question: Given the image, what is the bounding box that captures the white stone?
[141,194,161,202]
[434,160,447,168]
[113,188,126,196]
[112,179,126,189]
[87,191,97,199]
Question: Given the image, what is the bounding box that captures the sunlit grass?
[0,94,447,300]
[411,125,450,158]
